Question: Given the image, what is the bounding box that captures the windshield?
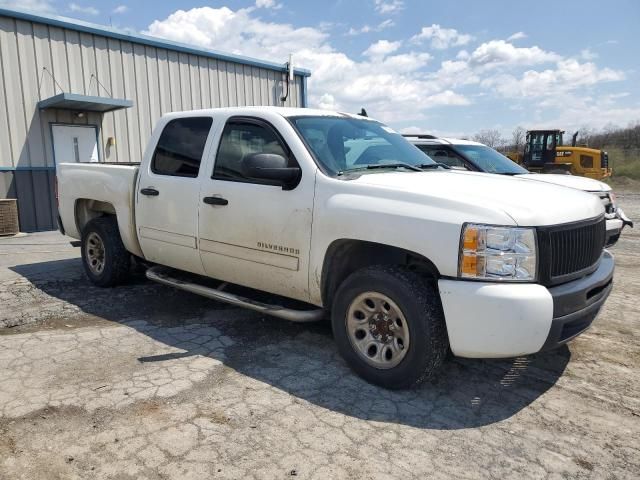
[290,116,435,175]
[452,145,528,174]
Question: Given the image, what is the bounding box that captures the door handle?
[203,196,229,206]
[140,188,159,196]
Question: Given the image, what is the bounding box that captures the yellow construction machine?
[506,129,612,180]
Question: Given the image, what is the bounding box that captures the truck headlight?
[459,224,537,281]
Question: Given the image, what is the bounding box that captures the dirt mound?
[606,175,640,193]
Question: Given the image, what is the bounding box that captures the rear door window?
[151,117,213,177]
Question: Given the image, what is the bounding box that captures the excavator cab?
[523,130,568,172]
[507,129,612,179]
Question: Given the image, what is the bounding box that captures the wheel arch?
[74,198,144,258]
[75,198,116,235]
[320,239,440,307]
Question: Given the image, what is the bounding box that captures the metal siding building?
[0,7,310,232]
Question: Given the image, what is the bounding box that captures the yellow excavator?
[506,129,612,180]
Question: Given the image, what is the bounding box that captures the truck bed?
[56,162,142,257]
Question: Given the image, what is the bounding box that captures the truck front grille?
[537,216,606,286]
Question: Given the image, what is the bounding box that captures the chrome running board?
[146,266,324,323]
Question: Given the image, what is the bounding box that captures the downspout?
[301,75,308,108]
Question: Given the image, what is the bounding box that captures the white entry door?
[52,124,99,164]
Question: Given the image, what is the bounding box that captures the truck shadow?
[10,258,570,430]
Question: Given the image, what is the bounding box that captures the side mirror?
[241,153,301,189]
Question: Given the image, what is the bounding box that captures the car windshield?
[290,116,436,175]
[452,144,528,175]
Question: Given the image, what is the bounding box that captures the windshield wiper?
[338,163,423,175]
[366,163,423,172]
[418,163,451,170]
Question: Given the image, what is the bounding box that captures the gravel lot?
[0,193,638,480]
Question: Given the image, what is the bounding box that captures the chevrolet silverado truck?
[405,134,633,246]
[57,108,614,389]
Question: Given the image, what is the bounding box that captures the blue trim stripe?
[0,7,311,78]
[0,166,56,171]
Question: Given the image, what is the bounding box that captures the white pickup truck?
[57,107,614,389]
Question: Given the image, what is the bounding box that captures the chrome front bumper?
[605,208,633,246]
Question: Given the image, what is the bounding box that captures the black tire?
[81,216,130,287]
[331,265,448,389]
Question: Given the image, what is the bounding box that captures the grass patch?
[607,147,640,180]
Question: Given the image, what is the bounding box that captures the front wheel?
[331,266,448,389]
[81,216,130,287]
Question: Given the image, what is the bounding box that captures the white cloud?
[68,3,99,15]
[347,19,394,36]
[426,41,625,123]
[255,0,282,9]
[430,60,479,88]
[532,93,640,131]
[145,6,467,123]
[425,90,470,107]
[379,52,431,72]
[507,32,527,41]
[400,126,424,134]
[374,0,404,14]
[363,39,401,59]
[580,48,598,60]
[317,93,339,110]
[113,5,128,14]
[143,6,631,131]
[482,59,624,98]
[0,0,53,12]
[411,24,473,50]
[468,40,560,68]
[400,126,469,138]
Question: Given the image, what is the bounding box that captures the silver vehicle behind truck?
[406,134,633,246]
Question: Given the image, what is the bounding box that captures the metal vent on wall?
[0,199,20,235]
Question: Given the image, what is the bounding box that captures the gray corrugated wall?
[0,13,304,231]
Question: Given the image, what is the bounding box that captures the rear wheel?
[331,265,448,389]
[81,216,130,287]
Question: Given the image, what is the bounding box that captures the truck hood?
[348,170,604,226]
[514,173,611,192]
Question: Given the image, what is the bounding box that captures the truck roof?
[160,106,372,121]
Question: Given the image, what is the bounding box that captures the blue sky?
[3,0,639,137]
